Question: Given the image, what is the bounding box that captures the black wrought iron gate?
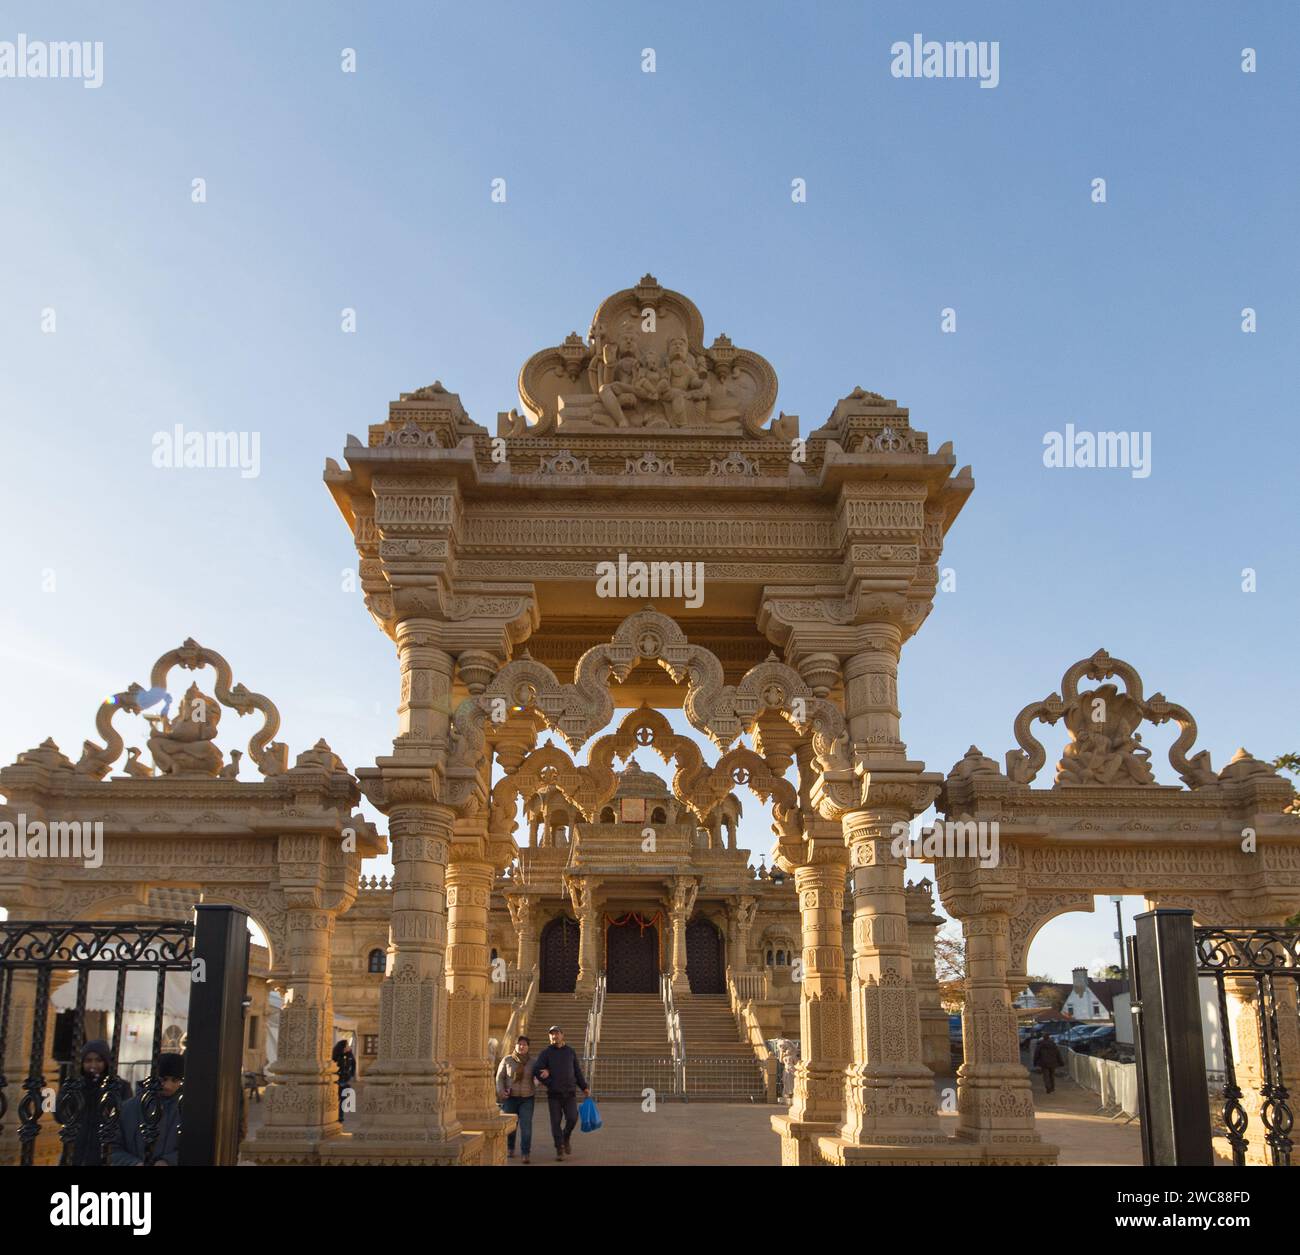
[1128,908,1298,1167]
[0,904,250,1167]
[1196,923,1298,1167]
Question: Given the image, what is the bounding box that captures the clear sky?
[1,3,1296,982]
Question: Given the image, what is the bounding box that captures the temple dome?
[613,762,669,799]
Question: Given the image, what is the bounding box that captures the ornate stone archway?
[322,276,973,1165]
[935,651,1300,1164]
[0,640,383,1166]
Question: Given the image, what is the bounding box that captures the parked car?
[1058,1023,1104,1050]
[1071,1025,1117,1055]
[1031,1021,1073,1041]
[949,1014,963,1063]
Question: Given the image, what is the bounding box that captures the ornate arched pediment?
[73,638,290,780]
[1004,648,1218,790]
[510,276,779,439]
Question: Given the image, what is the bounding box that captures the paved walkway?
[1023,1072,1142,1166]
[500,1073,1144,1167]
[505,1099,780,1166]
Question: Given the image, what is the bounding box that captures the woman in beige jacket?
[495,1035,536,1162]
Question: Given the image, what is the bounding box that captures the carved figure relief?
[511,276,779,439]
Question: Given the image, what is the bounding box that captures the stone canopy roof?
[612,762,669,800]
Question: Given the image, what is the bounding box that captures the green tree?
[1273,755,1300,927]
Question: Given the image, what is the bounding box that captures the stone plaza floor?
[501,1071,1145,1167]
[243,1072,1147,1166]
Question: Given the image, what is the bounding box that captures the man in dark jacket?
[59,1038,132,1166]
[332,1039,357,1122]
[110,1052,183,1166]
[530,1025,589,1160]
[1033,1030,1064,1093]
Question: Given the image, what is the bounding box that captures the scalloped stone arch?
[486,706,801,841]
[1007,891,1096,976]
[449,609,846,782]
[489,742,617,833]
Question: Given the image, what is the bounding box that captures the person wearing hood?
[332,1038,357,1121]
[59,1038,132,1167]
[110,1052,184,1166]
[1033,1029,1064,1093]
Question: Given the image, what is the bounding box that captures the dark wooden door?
[686,917,725,994]
[539,916,580,992]
[606,919,659,993]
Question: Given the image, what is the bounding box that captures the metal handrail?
[502,963,539,1050]
[660,973,685,1094]
[583,971,606,1087]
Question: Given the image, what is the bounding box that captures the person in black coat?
[110,1052,184,1166]
[59,1038,133,1166]
[530,1026,590,1160]
[1033,1030,1064,1093]
[332,1039,357,1121]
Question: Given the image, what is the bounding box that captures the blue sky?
[1,3,1296,981]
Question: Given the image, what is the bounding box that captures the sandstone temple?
[2,277,1297,1167]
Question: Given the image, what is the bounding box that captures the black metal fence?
[1128,909,1298,1168]
[0,905,250,1167]
[1196,924,1298,1168]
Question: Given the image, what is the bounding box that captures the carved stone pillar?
[905,879,951,1075]
[507,893,539,979]
[0,971,62,1166]
[669,876,698,994]
[771,822,851,1165]
[445,841,510,1161]
[729,894,758,973]
[939,863,1056,1164]
[339,627,471,1163]
[1224,971,1300,1166]
[567,876,601,992]
[257,902,341,1157]
[835,801,944,1152]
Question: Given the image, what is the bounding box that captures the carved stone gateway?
[0,641,384,1166]
[323,277,983,1165]
[935,651,1300,1165]
[8,279,1295,1169]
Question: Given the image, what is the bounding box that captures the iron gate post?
[1129,909,1213,1165]
[179,905,250,1166]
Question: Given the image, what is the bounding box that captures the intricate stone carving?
[537,450,590,475]
[624,451,673,476]
[512,277,780,439]
[709,450,759,476]
[74,638,290,780]
[1005,649,1215,789]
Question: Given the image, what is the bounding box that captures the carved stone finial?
[950,745,1001,782]
[1218,748,1278,783]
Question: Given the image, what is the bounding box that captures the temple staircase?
[676,993,768,1101]
[589,993,675,1097]
[524,991,592,1055]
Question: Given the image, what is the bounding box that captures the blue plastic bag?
[579,1096,602,1133]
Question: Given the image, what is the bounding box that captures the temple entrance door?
[539,916,580,992]
[606,917,660,993]
[686,916,726,994]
